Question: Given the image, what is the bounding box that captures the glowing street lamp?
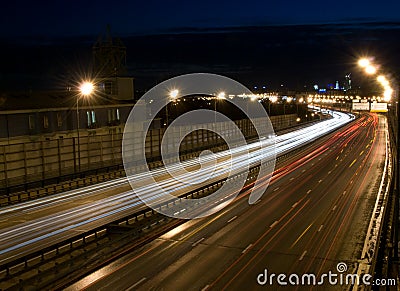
[77,81,94,172]
[169,89,179,99]
[80,81,94,96]
[166,89,179,126]
[365,65,377,75]
[358,58,370,68]
[215,92,226,123]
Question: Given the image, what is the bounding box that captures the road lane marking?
[328,171,331,174]
[126,277,147,291]
[307,190,312,194]
[318,179,322,183]
[359,150,364,156]
[336,156,339,160]
[201,285,210,291]
[273,187,280,192]
[299,251,307,261]
[302,169,306,173]
[332,205,337,211]
[270,221,279,228]
[227,216,237,223]
[291,223,313,248]
[192,237,205,247]
[318,225,323,232]
[254,199,261,204]
[349,159,357,168]
[290,177,295,181]
[292,202,299,208]
[242,244,253,254]
[343,190,347,195]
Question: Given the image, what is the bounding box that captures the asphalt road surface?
[67,113,388,290]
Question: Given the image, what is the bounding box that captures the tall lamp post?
[77,81,94,173]
[166,89,179,127]
[358,57,399,262]
[215,92,226,124]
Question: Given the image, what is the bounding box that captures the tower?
[345,73,352,91]
[92,25,127,78]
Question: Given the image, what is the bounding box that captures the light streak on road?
[0,111,354,265]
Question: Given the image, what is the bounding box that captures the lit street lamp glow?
[80,81,94,96]
[169,89,179,99]
[217,92,226,99]
[358,58,370,68]
[365,65,377,75]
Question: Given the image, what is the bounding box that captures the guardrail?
[351,116,393,290]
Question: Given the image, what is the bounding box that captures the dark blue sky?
[2,0,400,37]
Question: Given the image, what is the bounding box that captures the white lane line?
[332,205,337,211]
[201,285,210,291]
[242,244,253,254]
[126,277,147,291]
[299,251,307,261]
[273,187,280,192]
[192,237,205,247]
[318,225,324,232]
[318,179,323,183]
[290,177,295,181]
[227,216,238,223]
[302,169,306,173]
[328,171,332,174]
[292,202,299,208]
[343,190,347,195]
[307,190,312,194]
[270,221,279,228]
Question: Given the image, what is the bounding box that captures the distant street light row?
[358,58,393,102]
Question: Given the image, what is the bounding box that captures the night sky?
[1,1,400,93]
[2,0,400,37]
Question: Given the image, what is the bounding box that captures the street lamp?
[166,89,179,126]
[77,81,94,172]
[269,96,277,115]
[215,92,225,123]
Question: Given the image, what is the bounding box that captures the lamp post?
[215,92,225,124]
[77,81,94,173]
[358,57,399,262]
[166,89,179,127]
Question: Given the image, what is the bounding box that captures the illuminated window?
[87,111,96,127]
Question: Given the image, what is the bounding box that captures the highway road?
[67,113,388,290]
[0,111,353,267]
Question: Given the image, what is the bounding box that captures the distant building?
[344,73,352,91]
